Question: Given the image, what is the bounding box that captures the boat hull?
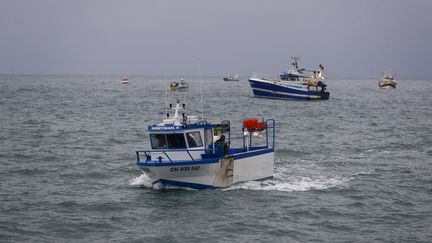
[379,81,397,89]
[137,148,274,189]
[169,86,188,91]
[249,78,329,100]
[223,78,239,81]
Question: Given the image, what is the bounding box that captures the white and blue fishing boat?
[135,100,275,189]
[249,57,330,100]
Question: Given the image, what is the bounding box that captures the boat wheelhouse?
[249,57,329,100]
[135,100,275,189]
[379,73,397,89]
[223,74,240,81]
[169,78,188,91]
[121,76,129,84]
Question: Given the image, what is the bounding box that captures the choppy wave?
[2,76,432,242]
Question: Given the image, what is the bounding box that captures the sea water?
[0,75,431,242]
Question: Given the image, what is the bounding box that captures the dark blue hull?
[249,79,330,100]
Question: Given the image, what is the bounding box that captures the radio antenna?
[199,61,204,120]
[164,60,168,118]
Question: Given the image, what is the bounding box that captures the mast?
[199,61,204,120]
[291,56,301,69]
[289,56,303,75]
[164,60,168,118]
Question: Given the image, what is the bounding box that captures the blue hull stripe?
[249,79,329,100]
[253,89,312,100]
[252,89,330,100]
[153,179,218,189]
[153,176,274,189]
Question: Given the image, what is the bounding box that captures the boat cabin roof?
[148,123,215,132]
[279,72,305,78]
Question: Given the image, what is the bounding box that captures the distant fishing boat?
[223,74,240,81]
[135,99,276,189]
[249,57,329,100]
[121,76,129,84]
[379,73,397,89]
[169,78,188,91]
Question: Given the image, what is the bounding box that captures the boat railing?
[136,148,215,163]
[265,119,276,150]
[242,118,276,150]
[251,72,280,81]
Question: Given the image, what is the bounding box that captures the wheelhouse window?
[166,133,187,149]
[186,132,203,148]
[150,134,166,149]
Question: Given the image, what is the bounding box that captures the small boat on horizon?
[169,78,188,91]
[248,57,329,100]
[135,99,276,189]
[121,76,129,84]
[223,74,240,81]
[379,73,397,89]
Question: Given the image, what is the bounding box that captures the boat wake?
[224,175,351,192]
[130,167,352,192]
[128,173,197,190]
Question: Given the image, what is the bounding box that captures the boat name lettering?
[169,166,200,172]
[150,126,180,131]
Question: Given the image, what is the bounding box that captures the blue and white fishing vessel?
[249,57,330,100]
[135,100,275,189]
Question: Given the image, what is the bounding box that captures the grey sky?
[1,0,431,79]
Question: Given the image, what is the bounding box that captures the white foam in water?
[129,173,153,187]
[128,173,196,190]
[225,175,351,192]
